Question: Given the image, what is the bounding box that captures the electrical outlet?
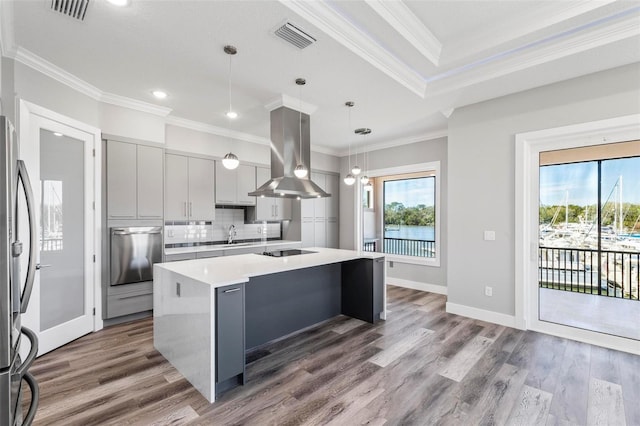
[485,286,493,297]
[389,261,394,268]
[484,231,496,241]
[258,227,262,234]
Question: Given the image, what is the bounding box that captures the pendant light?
[351,142,361,176]
[294,78,309,179]
[343,101,356,186]
[222,45,240,170]
[356,128,371,185]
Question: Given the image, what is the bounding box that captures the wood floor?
[25,286,640,425]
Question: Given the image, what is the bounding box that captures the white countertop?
[164,240,301,256]
[155,247,384,288]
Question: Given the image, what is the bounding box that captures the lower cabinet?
[106,281,153,319]
[215,284,245,394]
[165,252,196,262]
[341,257,385,323]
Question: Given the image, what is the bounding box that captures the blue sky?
[540,157,640,205]
[384,177,435,207]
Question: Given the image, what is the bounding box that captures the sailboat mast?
[619,175,623,234]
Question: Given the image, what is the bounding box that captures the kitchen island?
[153,247,385,403]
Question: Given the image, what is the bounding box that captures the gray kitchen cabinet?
[216,163,256,206]
[196,250,223,259]
[216,284,245,390]
[301,172,339,248]
[165,252,196,262]
[215,163,236,204]
[164,154,189,220]
[105,281,153,319]
[254,167,291,220]
[107,140,164,220]
[107,140,137,219]
[165,154,215,220]
[188,157,215,219]
[137,145,164,218]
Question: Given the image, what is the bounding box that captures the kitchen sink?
[218,242,256,248]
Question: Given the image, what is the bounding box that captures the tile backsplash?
[164,208,281,246]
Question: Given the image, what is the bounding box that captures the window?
[359,162,440,266]
[539,149,640,300]
[383,176,435,257]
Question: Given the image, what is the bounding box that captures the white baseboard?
[387,278,447,295]
[446,302,517,328]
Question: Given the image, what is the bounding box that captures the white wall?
[448,62,640,318]
[340,137,448,290]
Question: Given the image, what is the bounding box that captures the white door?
[19,103,102,355]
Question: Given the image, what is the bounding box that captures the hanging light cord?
[348,106,352,170]
[299,83,303,163]
[228,54,233,114]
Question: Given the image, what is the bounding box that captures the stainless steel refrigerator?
[0,116,39,426]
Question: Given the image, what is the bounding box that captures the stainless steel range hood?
[249,106,330,199]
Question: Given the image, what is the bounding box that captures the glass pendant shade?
[351,165,361,175]
[364,181,373,191]
[222,152,239,170]
[344,173,356,185]
[226,111,238,119]
[294,164,308,178]
[360,175,369,185]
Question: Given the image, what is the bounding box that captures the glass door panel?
[39,129,85,331]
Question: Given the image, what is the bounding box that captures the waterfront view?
[539,155,640,300]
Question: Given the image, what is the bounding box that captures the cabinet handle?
[176,282,181,297]
[275,205,278,217]
[223,288,240,293]
[183,201,187,217]
[189,202,193,217]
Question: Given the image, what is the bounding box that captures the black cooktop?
[261,249,317,257]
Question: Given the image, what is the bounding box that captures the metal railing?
[41,237,63,252]
[363,241,376,252]
[383,238,435,258]
[539,246,639,300]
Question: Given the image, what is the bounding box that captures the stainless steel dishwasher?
[110,226,163,286]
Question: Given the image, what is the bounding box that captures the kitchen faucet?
[228,224,237,244]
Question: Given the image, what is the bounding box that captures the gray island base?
[153,248,385,403]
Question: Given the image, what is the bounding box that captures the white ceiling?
[3,0,640,155]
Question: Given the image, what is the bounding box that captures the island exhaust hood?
[249,106,330,199]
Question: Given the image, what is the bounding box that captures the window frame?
[356,161,441,267]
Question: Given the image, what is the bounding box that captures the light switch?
[484,231,496,241]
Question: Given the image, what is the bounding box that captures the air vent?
[50,0,90,21]
[274,22,316,49]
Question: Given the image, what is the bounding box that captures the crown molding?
[428,10,640,96]
[166,116,271,146]
[442,0,617,66]
[279,0,426,98]
[336,128,448,157]
[364,0,441,66]
[264,94,318,114]
[13,47,103,100]
[100,92,172,117]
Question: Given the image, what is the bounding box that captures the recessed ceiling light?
[106,0,130,6]
[152,90,167,99]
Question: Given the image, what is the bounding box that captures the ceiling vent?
[50,0,90,21]
[274,22,316,49]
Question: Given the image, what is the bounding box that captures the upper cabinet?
[215,163,256,206]
[254,167,291,221]
[165,154,215,221]
[107,140,163,220]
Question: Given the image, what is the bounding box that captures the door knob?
[36,264,52,270]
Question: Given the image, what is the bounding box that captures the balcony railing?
[539,246,639,300]
[362,238,436,258]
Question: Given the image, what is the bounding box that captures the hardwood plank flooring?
[24,285,640,425]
